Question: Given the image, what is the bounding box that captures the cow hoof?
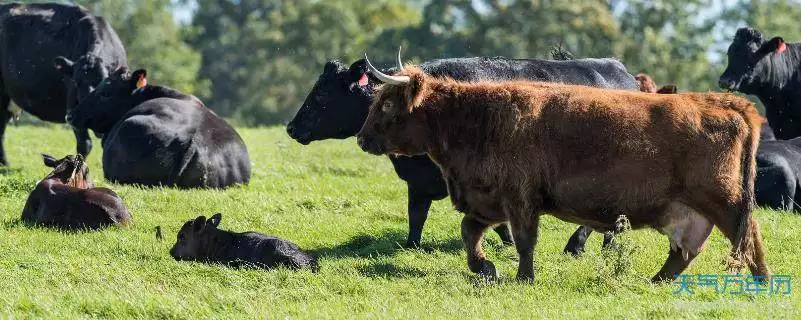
[478,260,499,282]
[563,246,583,258]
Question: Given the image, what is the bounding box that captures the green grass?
[0,124,798,319]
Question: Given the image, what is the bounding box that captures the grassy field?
[0,125,798,319]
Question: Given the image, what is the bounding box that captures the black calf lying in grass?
[170,214,319,271]
[22,154,132,229]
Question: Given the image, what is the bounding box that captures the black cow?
[720,27,800,140]
[22,154,131,229]
[0,3,127,164]
[287,49,637,248]
[755,138,801,212]
[170,213,319,271]
[68,67,251,188]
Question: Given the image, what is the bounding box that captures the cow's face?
[170,214,222,261]
[720,28,787,92]
[41,154,92,189]
[68,67,147,134]
[635,73,657,93]
[287,60,377,144]
[54,54,111,106]
[357,68,430,156]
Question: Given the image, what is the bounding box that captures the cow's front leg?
[511,213,540,282]
[73,127,92,157]
[405,186,433,248]
[461,215,496,280]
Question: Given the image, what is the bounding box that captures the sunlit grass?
[0,125,798,318]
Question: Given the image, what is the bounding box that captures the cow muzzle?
[718,78,739,91]
[357,135,384,155]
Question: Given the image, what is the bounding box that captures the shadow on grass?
[4,217,119,233]
[0,166,22,175]
[310,229,464,259]
[357,261,428,279]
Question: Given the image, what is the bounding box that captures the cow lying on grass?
[67,67,251,188]
[287,48,637,248]
[22,154,131,229]
[357,62,769,282]
[170,214,319,271]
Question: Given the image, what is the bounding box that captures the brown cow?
[635,72,677,94]
[22,154,132,229]
[357,60,769,283]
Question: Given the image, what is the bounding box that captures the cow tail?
[731,110,759,269]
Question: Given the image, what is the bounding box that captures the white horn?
[364,53,410,85]
[396,46,404,70]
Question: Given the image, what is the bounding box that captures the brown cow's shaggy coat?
[22,154,131,230]
[357,67,769,282]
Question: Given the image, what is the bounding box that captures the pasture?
[0,125,798,319]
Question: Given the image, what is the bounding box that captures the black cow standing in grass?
[68,67,251,188]
[287,48,637,248]
[720,27,801,140]
[0,3,127,164]
[22,154,131,229]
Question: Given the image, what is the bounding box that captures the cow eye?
[381,101,392,112]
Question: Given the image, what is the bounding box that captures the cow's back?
[102,98,249,188]
[0,3,125,120]
[418,57,637,89]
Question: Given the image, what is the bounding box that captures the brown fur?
[358,67,769,282]
[22,154,132,230]
[636,72,677,94]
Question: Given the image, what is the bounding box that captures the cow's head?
[53,54,115,108]
[68,67,147,136]
[635,73,657,93]
[170,213,222,261]
[41,153,93,189]
[286,58,382,144]
[357,54,432,156]
[719,28,788,93]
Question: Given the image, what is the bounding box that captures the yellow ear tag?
[136,75,147,89]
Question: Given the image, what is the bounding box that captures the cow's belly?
[544,165,673,231]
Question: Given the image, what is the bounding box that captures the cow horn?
[396,46,404,70]
[364,53,410,85]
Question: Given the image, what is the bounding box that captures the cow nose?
[286,122,296,137]
[719,79,734,90]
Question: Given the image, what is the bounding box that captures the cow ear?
[656,85,677,94]
[403,71,428,113]
[207,213,222,228]
[759,37,786,55]
[42,154,59,167]
[53,57,74,76]
[192,216,207,232]
[131,69,147,90]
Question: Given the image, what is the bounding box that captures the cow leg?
[0,92,10,166]
[73,127,92,157]
[511,214,540,282]
[461,216,497,280]
[492,223,514,246]
[652,201,713,282]
[746,218,770,278]
[405,186,433,248]
[602,232,615,249]
[563,225,592,256]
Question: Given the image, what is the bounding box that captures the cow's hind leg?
[652,202,713,282]
[701,200,771,279]
[564,225,592,256]
[492,223,514,246]
[461,216,497,280]
[0,92,10,166]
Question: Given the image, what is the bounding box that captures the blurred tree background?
[12,0,801,125]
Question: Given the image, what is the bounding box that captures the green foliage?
[186,0,419,125]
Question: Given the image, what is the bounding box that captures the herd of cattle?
[1,2,799,281]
